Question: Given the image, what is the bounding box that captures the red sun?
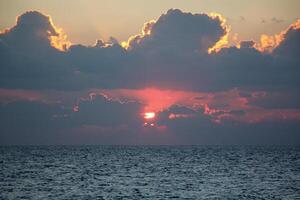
[144,112,155,119]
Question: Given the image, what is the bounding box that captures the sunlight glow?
[144,112,155,119]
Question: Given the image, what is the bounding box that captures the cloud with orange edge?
[256,19,300,53]
[0,11,71,52]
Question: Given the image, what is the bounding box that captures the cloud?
[273,20,300,59]
[0,11,75,90]
[257,19,300,53]
[0,11,70,52]
[0,100,67,144]
[0,94,142,144]
[0,91,299,145]
[0,9,299,92]
[247,91,300,109]
[154,104,300,145]
[239,40,255,48]
[0,9,300,144]
[69,93,143,127]
[124,9,227,54]
[98,88,300,125]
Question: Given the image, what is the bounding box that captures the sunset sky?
[1,0,299,45]
[0,1,299,145]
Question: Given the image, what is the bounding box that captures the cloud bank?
[0,9,299,144]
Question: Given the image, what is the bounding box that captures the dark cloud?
[155,105,300,145]
[126,9,226,54]
[0,11,74,90]
[209,26,300,90]
[0,10,300,145]
[239,40,255,48]
[0,9,299,92]
[69,94,143,126]
[247,91,300,109]
[208,46,275,90]
[0,11,58,52]
[65,43,130,89]
[156,105,198,123]
[273,21,300,60]
[0,100,67,144]
[0,94,143,144]
[1,96,299,145]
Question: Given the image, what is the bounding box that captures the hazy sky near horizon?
[1,0,299,45]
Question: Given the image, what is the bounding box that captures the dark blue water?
[1,146,299,199]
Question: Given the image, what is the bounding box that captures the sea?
[1,146,299,200]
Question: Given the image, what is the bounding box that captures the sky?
[1,0,299,45]
[0,1,300,145]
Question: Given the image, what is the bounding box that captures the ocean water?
[1,146,299,200]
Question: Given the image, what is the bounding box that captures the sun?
[144,112,155,119]
[143,112,156,127]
